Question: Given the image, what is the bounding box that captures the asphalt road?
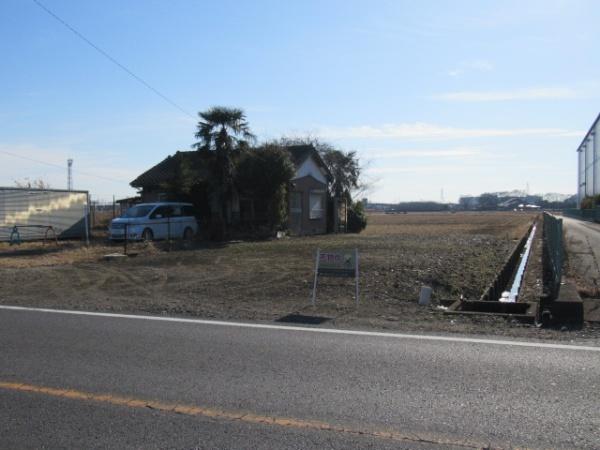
[1,307,599,449]
[562,216,600,322]
[563,216,600,286]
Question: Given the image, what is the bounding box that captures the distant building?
[577,113,600,206]
[458,196,480,210]
[497,197,521,210]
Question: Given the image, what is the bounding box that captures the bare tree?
[14,178,51,189]
[276,135,375,201]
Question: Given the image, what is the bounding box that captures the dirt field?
[2,212,598,341]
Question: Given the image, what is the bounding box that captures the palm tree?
[192,107,255,227]
[193,107,254,152]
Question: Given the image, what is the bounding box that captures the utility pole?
[67,159,73,191]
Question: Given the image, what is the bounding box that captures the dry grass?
[0,212,532,270]
[7,211,600,339]
[365,212,531,238]
[0,240,106,269]
[0,211,534,315]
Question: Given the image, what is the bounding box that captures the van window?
[182,205,196,217]
[150,205,172,219]
[123,205,154,218]
[171,205,183,217]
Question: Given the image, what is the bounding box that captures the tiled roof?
[130,151,211,188]
[131,145,331,188]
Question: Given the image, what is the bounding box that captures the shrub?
[581,195,600,210]
[236,145,295,230]
[347,200,367,233]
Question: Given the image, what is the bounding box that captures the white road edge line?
[1,304,599,352]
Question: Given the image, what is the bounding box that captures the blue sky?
[1,0,599,202]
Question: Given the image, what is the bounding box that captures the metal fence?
[543,212,563,299]
[89,201,118,231]
[110,217,197,255]
[563,207,600,222]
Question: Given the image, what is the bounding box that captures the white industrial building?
[577,113,600,206]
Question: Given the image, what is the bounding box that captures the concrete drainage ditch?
[445,220,539,323]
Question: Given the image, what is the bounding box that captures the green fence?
[563,208,600,222]
[543,213,563,299]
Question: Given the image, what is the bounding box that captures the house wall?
[140,190,168,202]
[293,157,327,184]
[289,175,327,235]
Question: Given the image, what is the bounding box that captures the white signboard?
[311,248,359,306]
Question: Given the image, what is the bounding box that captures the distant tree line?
[461,192,577,211]
[392,201,449,212]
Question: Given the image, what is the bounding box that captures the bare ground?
[1,212,599,342]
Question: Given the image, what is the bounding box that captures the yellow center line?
[0,380,514,449]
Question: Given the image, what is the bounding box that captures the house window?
[309,191,324,219]
[290,192,302,213]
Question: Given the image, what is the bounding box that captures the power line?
[32,0,196,120]
[0,150,128,185]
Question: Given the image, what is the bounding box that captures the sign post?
[312,248,360,307]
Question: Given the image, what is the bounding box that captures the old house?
[129,144,332,235]
[286,145,331,235]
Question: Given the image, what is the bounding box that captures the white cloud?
[366,165,468,174]
[434,87,580,102]
[365,147,483,158]
[318,122,582,140]
[448,59,494,77]
[468,60,494,72]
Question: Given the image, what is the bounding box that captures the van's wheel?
[183,227,194,241]
[142,228,154,242]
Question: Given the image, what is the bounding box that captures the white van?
[109,202,198,241]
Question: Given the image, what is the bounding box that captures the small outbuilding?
[0,187,89,241]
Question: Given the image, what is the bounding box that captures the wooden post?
[83,198,90,247]
[333,198,339,233]
[355,248,359,307]
[312,248,320,306]
[124,223,128,255]
[344,199,348,232]
[167,215,171,251]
